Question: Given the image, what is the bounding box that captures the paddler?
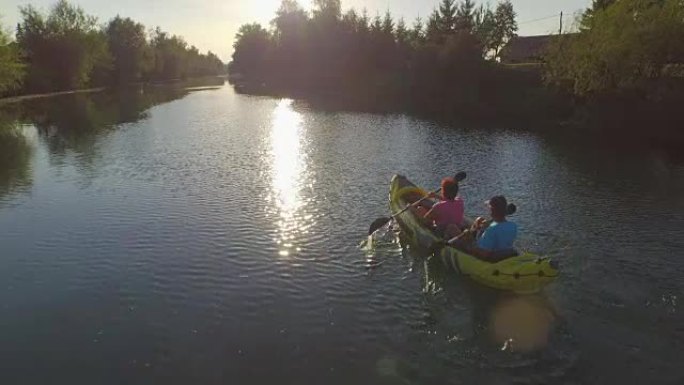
[451,195,518,262]
[414,176,465,239]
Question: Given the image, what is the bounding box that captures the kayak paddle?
[368,172,467,235]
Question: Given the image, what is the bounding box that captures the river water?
[0,83,682,385]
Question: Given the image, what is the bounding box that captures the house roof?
[500,35,555,63]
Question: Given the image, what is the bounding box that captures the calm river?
[0,83,682,384]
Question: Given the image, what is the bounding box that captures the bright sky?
[2,0,591,62]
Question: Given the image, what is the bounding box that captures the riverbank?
[0,87,107,105]
[0,76,227,105]
[229,68,684,149]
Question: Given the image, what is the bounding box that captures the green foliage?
[456,0,476,32]
[545,0,684,96]
[421,0,515,50]
[106,16,149,84]
[16,0,109,92]
[382,11,395,35]
[146,29,223,81]
[0,18,25,94]
[312,0,342,22]
[395,18,409,46]
[472,5,496,56]
[581,0,618,29]
[231,24,271,78]
[409,17,425,47]
[148,28,187,80]
[491,0,518,58]
[7,1,224,95]
[229,0,530,120]
[439,0,458,34]
[272,0,308,42]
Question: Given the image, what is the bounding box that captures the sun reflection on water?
[268,99,312,258]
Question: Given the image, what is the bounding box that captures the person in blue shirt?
[466,195,518,262]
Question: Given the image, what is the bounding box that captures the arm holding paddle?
[448,197,518,262]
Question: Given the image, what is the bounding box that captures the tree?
[230,23,272,78]
[409,17,425,47]
[342,8,360,33]
[272,0,308,41]
[0,17,25,94]
[5,1,222,95]
[491,0,517,58]
[312,0,341,23]
[16,0,109,92]
[582,0,618,29]
[395,18,409,45]
[545,0,684,96]
[473,4,496,57]
[382,11,395,36]
[455,0,476,33]
[106,16,149,84]
[148,28,194,80]
[438,0,458,34]
[225,0,530,120]
[359,9,370,34]
[270,0,309,85]
[426,10,443,43]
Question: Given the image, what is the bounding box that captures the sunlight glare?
[246,0,314,25]
[271,99,304,214]
[269,99,311,259]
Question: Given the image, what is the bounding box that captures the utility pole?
[559,11,563,35]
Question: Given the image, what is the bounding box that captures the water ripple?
[0,86,682,384]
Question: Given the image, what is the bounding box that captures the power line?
[518,13,561,26]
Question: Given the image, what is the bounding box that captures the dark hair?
[489,195,510,217]
[441,177,459,200]
[488,195,515,217]
[506,203,517,216]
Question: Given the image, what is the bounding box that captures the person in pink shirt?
[420,177,465,239]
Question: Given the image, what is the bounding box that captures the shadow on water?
[0,79,224,195]
[0,118,33,202]
[422,255,577,383]
[15,86,189,158]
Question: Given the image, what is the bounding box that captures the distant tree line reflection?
[0,80,218,198]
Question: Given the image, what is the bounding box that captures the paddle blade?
[369,217,391,235]
[454,171,467,182]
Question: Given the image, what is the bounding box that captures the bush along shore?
[228,0,684,145]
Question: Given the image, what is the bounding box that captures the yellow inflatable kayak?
[389,175,558,294]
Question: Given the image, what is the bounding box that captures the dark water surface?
[1,84,683,385]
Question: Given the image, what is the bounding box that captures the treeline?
[546,0,684,96]
[544,0,684,140]
[230,0,684,142]
[0,0,225,96]
[229,0,544,121]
